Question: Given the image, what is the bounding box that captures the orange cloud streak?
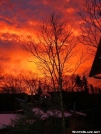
[0,0,94,84]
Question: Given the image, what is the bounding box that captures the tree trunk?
[59,78,66,134]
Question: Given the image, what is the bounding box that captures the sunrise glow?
[0,0,98,86]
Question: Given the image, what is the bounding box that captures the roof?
[89,38,101,77]
[40,93,51,98]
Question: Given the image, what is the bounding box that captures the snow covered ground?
[0,114,17,129]
[32,108,72,119]
[0,108,86,130]
[0,108,72,129]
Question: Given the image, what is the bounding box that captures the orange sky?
[0,0,98,85]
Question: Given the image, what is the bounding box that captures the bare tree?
[1,75,24,94]
[79,0,101,54]
[22,75,38,95]
[24,13,88,134]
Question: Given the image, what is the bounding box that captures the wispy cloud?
[0,0,90,75]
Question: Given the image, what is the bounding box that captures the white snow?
[70,110,86,116]
[0,109,72,129]
[0,114,17,129]
[32,108,44,115]
[32,108,72,119]
[46,110,72,118]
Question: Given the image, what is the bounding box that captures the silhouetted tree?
[23,77,38,95]
[74,75,89,92]
[82,75,88,87]
[82,75,89,92]
[24,13,88,134]
[1,75,24,94]
[75,75,82,87]
[80,0,101,55]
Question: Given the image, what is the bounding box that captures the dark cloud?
[0,55,10,62]
[0,40,14,50]
[0,34,23,50]
[0,0,85,29]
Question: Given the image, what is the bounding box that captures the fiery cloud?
[0,0,93,78]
